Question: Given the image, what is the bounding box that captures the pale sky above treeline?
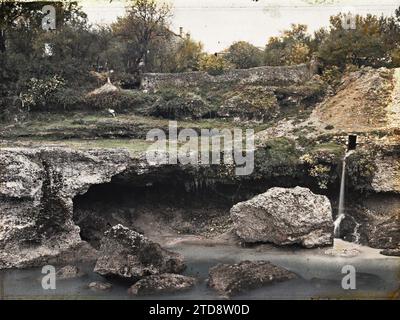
[81,0,400,52]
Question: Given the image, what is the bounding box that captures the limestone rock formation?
[128,274,196,296]
[230,187,334,248]
[371,152,400,193]
[94,225,185,281]
[208,260,296,297]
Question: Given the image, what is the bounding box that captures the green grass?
[0,137,152,156]
[312,142,345,157]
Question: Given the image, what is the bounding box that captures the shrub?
[225,41,263,69]
[149,89,212,120]
[300,146,343,189]
[252,137,301,179]
[321,66,342,87]
[347,150,377,192]
[84,90,153,113]
[218,86,279,121]
[21,76,66,111]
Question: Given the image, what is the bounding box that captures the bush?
[300,145,343,189]
[149,88,212,120]
[84,90,153,112]
[21,76,66,111]
[252,137,301,179]
[347,150,377,192]
[218,86,279,121]
[225,41,263,69]
[0,97,28,122]
[199,54,232,76]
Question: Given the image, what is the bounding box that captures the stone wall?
[141,64,315,90]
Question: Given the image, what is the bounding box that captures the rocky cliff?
[0,147,130,268]
[0,143,399,269]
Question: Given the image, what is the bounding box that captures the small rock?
[56,265,85,280]
[88,281,113,291]
[380,248,400,257]
[128,274,196,296]
[94,224,185,281]
[208,260,296,297]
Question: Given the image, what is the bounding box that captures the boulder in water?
[56,265,85,280]
[88,281,113,291]
[94,225,185,281]
[230,187,334,248]
[208,260,296,297]
[380,248,400,257]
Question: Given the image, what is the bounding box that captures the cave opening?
[72,172,255,249]
[72,165,344,249]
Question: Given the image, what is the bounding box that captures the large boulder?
[0,147,130,269]
[230,187,334,248]
[208,260,296,297]
[128,274,196,296]
[94,225,185,281]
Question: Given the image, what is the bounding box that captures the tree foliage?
[225,41,263,69]
[111,0,172,73]
[199,54,232,75]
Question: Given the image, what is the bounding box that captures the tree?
[264,24,312,66]
[112,0,172,73]
[225,41,263,69]
[0,1,86,53]
[173,35,204,72]
[317,13,400,69]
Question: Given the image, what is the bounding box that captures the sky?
[81,0,400,52]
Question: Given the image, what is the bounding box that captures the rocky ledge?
[0,146,399,269]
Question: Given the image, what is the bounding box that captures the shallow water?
[0,240,399,300]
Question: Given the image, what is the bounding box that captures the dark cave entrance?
[72,166,344,249]
[72,171,255,249]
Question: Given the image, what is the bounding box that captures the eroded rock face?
[0,147,130,269]
[94,225,185,281]
[128,274,196,296]
[208,260,296,297]
[342,194,400,249]
[231,187,334,248]
[371,153,400,193]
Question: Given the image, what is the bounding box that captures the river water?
[0,240,398,300]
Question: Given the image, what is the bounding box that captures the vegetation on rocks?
[347,150,378,192]
[251,137,301,180]
[300,144,343,190]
